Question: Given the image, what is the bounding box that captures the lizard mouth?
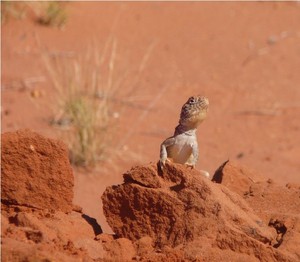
[198,96,209,109]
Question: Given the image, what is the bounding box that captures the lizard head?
[179,95,209,128]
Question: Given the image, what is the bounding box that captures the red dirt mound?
[1,129,74,213]
[212,160,300,220]
[1,129,138,261]
[102,162,296,261]
[1,205,140,261]
[2,130,299,261]
[213,160,300,261]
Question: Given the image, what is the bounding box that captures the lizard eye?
[188,97,196,104]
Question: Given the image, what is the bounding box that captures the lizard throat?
[174,125,197,136]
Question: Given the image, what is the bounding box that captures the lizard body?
[160,95,209,170]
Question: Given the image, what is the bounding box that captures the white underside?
[167,133,197,165]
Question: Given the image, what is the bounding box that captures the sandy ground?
[2,2,300,233]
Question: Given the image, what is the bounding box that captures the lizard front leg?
[186,143,210,178]
[186,141,199,169]
[192,142,199,167]
[159,136,175,169]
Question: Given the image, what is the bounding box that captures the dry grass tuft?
[1,1,67,28]
[42,33,157,168]
[1,1,27,24]
[43,39,120,167]
[36,1,67,28]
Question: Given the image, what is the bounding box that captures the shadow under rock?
[82,214,103,235]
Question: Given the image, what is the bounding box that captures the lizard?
[159,95,209,176]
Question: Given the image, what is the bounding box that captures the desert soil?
[2,1,300,234]
[2,130,300,261]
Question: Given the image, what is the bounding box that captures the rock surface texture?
[213,160,300,261]
[102,162,299,261]
[1,130,136,262]
[2,130,300,261]
[1,129,74,212]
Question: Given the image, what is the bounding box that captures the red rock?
[244,180,300,261]
[1,129,74,213]
[2,129,299,261]
[124,164,162,188]
[73,238,105,260]
[1,215,9,234]
[102,162,293,261]
[2,209,103,261]
[212,160,262,196]
[1,238,81,262]
[101,237,136,261]
[135,236,154,256]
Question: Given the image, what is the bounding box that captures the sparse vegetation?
[1,1,27,24]
[37,1,67,28]
[42,30,156,167]
[1,1,67,28]
[43,39,121,167]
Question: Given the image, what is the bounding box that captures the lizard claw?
[185,164,196,169]
[159,159,166,170]
[159,158,170,170]
[159,161,164,170]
